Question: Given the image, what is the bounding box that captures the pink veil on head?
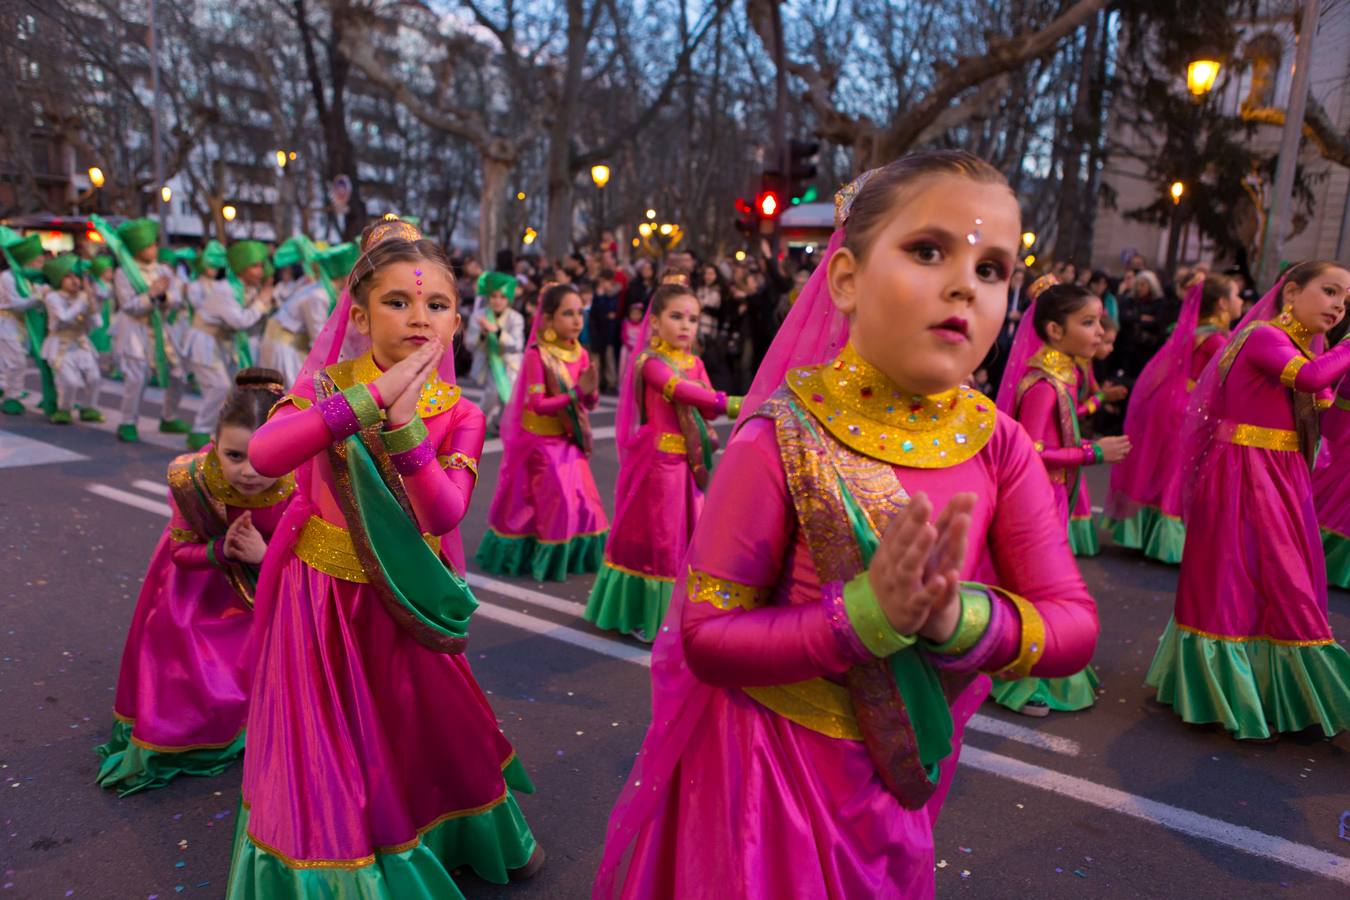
[613,305,654,461]
[994,273,1058,415]
[1107,280,1203,519]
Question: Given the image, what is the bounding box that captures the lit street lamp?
[590,165,610,188]
[638,223,653,238]
[222,205,237,221]
[275,150,288,169]
[88,167,106,189]
[590,164,611,247]
[1021,231,1036,249]
[1187,58,1221,97]
[645,209,656,220]
[160,186,172,204]
[1170,181,1185,204]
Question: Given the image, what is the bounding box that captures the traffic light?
[788,139,820,202]
[734,196,756,236]
[756,171,786,222]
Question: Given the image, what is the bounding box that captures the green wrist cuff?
[844,572,916,658]
[726,395,743,418]
[381,416,429,454]
[1091,443,1105,464]
[206,538,226,569]
[342,384,383,429]
[924,586,991,655]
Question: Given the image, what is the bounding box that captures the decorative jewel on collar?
[539,336,581,363]
[1029,346,1078,384]
[342,352,460,419]
[648,335,695,369]
[201,448,295,509]
[1273,309,1314,355]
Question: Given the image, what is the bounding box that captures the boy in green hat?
[40,254,103,424]
[467,270,525,434]
[258,237,338,387]
[87,255,116,358]
[0,233,46,415]
[111,218,188,441]
[181,240,274,450]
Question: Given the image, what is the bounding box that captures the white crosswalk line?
[86,483,172,517]
[466,572,588,617]
[132,479,167,498]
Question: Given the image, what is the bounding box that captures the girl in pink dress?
[97,368,295,795]
[618,302,644,376]
[477,283,609,581]
[1147,261,1350,741]
[585,284,740,641]
[1315,423,1350,588]
[594,151,1099,899]
[227,221,540,897]
[1108,275,1239,563]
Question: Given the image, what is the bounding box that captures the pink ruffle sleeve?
[1018,380,1095,469]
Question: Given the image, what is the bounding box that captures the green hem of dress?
[989,667,1100,712]
[1322,529,1350,591]
[1107,507,1185,564]
[1145,617,1350,740]
[475,529,606,582]
[1068,516,1100,558]
[225,757,538,899]
[583,563,673,643]
[94,719,245,797]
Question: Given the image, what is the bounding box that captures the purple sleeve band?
[390,439,437,474]
[920,587,1008,673]
[823,580,875,665]
[318,391,361,440]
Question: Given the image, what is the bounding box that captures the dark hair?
[1033,283,1097,342]
[1088,270,1109,285]
[649,283,697,317]
[1276,260,1341,311]
[538,282,579,320]
[1198,273,1234,319]
[843,150,1013,260]
[348,238,456,310]
[218,368,285,433]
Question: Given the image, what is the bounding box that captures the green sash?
[89,214,172,387]
[224,271,255,368]
[2,246,56,414]
[483,306,512,404]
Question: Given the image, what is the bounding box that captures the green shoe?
[186,431,211,451]
[1,398,23,415]
[116,423,140,443]
[158,418,190,434]
[50,409,73,425]
[79,407,105,423]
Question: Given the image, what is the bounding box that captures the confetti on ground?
[177,840,187,850]
[1074,869,1088,878]
[959,870,970,879]
[174,861,185,869]
[959,846,972,854]
[1055,867,1063,874]
[936,859,948,869]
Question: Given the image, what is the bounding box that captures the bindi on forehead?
[966,218,983,246]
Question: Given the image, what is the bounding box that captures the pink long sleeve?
[167,498,219,570]
[522,349,572,416]
[641,357,727,417]
[1017,380,1094,469]
[249,402,341,478]
[397,407,487,536]
[681,420,873,687]
[1243,325,1350,393]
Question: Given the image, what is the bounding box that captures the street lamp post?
[1167,52,1222,274]
[590,164,610,249]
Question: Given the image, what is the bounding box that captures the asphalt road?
[0,374,1347,900]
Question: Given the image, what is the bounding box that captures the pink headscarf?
[613,305,655,461]
[1107,279,1203,520]
[994,274,1059,414]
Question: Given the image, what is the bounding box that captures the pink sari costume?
[1146,285,1350,740]
[96,447,296,795]
[1314,427,1350,588]
[1107,282,1207,564]
[226,237,536,898]
[585,324,737,641]
[476,321,609,581]
[593,215,1098,899]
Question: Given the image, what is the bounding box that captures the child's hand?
[917,493,975,643]
[867,494,960,637]
[385,342,441,428]
[1097,435,1131,463]
[372,341,440,417]
[1102,382,1128,402]
[578,364,599,395]
[224,512,267,565]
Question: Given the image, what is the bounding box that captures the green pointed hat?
[199,240,227,271]
[116,218,160,255]
[476,271,517,300]
[272,236,308,269]
[227,240,270,275]
[317,242,359,280]
[42,254,81,287]
[89,255,115,277]
[10,234,44,267]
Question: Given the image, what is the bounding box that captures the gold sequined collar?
[1271,313,1314,356]
[330,351,461,419]
[201,448,295,509]
[648,335,696,370]
[539,337,581,364]
[1028,346,1078,385]
[786,342,995,468]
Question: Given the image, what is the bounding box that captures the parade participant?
[0,231,47,415]
[988,280,1123,715]
[465,271,525,435]
[585,283,740,641]
[227,218,539,896]
[87,255,117,360]
[595,151,1098,898]
[1107,276,1238,563]
[96,368,294,795]
[618,300,644,380]
[183,242,274,451]
[259,237,340,388]
[39,254,102,424]
[106,217,189,442]
[1147,261,1350,741]
[477,283,608,581]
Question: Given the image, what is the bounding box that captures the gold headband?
[1027,273,1059,302]
[834,168,879,230]
[362,218,423,251]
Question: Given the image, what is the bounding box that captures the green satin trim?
[1108,507,1186,565]
[225,759,538,899]
[22,306,57,415]
[1322,528,1350,590]
[484,307,512,404]
[475,529,606,582]
[225,269,255,368]
[95,719,245,797]
[1068,515,1100,558]
[90,296,114,353]
[1145,617,1350,740]
[346,436,476,641]
[989,667,1100,713]
[583,562,673,643]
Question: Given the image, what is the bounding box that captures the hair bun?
[235,367,286,392]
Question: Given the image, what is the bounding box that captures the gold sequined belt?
[522,409,565,436]
[656,431,686,454]
[0,308,25,322]
[264,318,310,352]
[293,515,441,583]
[743,679,862,741]
[1215,420,1299,452]
[191,318,232,342]
[48,328,85,340]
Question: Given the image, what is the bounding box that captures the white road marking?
[0,430,88,469]
[960,745,1350,886]
[132,479,167,498]
[82,479,1350,885]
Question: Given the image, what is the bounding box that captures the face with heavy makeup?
[351,259,460,368]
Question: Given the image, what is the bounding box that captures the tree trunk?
[543,0,590,259]
[479,150,511,260]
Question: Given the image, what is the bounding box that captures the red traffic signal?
[756,190,782,219]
